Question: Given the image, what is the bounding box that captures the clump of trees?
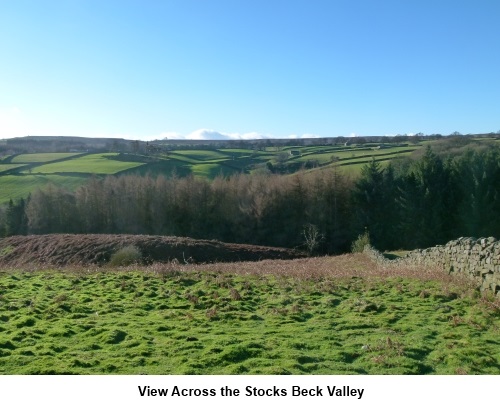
[353,145,500,250]
[0,170,354,253]
[1,144,499,254]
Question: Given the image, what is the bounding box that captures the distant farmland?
[0,142,423,204]
[11,152,84,163]
[28,153,145,175]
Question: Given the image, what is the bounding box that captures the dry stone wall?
[364,237,500,297]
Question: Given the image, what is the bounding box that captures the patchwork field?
[10,153,84,163]
[0,143,424,203]
[27,153,146,174]
[0,254,498,375]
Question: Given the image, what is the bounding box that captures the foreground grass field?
[1,254,498,375]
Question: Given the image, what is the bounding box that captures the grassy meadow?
[0,175,88,204]
[11,153,84,163]
[0,164,28,173]
[27,153,146,175]
[1,255,498,375]
[0,153,146,203]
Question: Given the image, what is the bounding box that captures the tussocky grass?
[0,254,498,375]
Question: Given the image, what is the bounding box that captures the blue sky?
[1,0,499,140]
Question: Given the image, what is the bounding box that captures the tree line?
[1,145,499,254]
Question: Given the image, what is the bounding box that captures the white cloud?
[0,121,331,142]
[155,129,324,141]
[187,129,234,140]
[237,132,266,140]
[183,129,269,141]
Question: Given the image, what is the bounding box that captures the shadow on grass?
[383,253,402,260]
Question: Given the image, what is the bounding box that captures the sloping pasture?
[28,153,145,175]
[0,175,88,204]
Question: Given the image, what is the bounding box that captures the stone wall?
[364,237,500,297]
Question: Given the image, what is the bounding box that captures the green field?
[218,148,268,158]
[172,150,233,161]
[0,175,88,204]
[294,147,416,164]
[0,164,28,173]
[0,152,150,204]
[128,159,192,177]
[191,163,239,178]
[28,153,146,175]
[165,144,421,178]
[0,255,498,375]
[11,153,84,163]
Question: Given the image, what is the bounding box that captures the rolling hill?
[0,134,498,204]
[0,140,424,204]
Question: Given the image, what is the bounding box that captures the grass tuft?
[109,245,142,267]
[351,230,371,253]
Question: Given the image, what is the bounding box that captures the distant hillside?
[1,136,136,154]
[0,133,498,205]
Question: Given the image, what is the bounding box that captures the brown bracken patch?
[0,234,305,268]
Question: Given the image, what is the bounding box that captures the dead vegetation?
[0,233,490,304]
[0,234,305,268]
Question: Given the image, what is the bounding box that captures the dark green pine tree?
[378,163,400,250]
[410,146,455,247]
[352,159,395,250]
[396,171,422,249]
[5,197,28,236]
[456,148,500,238]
